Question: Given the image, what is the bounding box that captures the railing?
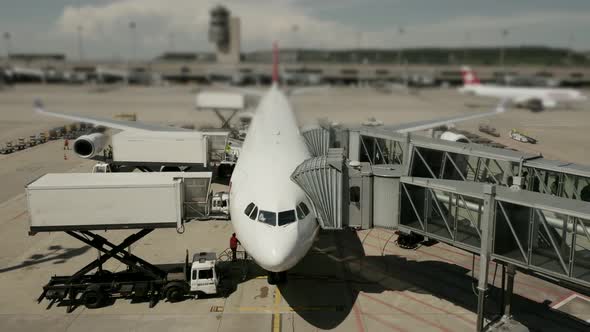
[399,177,590,289]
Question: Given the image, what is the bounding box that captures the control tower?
[209,6,241,64]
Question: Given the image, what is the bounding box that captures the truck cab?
[189,252,219,296]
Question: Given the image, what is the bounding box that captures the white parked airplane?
[34,44,509,284]
[458,66,587,111]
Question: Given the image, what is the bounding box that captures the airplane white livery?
[34,43,510,284]
[458,66,587,111]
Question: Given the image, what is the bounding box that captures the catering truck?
[26,172,234,312]
[39,250,224,311]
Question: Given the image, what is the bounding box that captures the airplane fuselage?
[459,84,586,108]
[229,84,319,272]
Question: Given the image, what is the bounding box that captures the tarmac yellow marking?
[272,287,282,332]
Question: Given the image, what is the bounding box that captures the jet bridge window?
[258,210,276,226]
[278,210,296,226]
[296,202,310,220]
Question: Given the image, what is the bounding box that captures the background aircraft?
[458,66,586,111]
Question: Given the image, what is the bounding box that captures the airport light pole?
[169,32,176,53]
[500,29,509,84]
[397,27,404,67]
[398,27,406,85]
[77,25,84,61]
[129,21,137,63]
[463,31,471,64]
[3,32,11,62]
[566,33,574,65]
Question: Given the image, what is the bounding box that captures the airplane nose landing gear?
[267,271,287,285]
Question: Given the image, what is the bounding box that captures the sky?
[1,0,590,60]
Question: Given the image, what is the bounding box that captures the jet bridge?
[293,127,590,331]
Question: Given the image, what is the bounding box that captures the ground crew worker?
[230,233,240,261]
[64,138,69,150]
[225,142,232,161]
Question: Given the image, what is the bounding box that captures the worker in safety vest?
[64,138,70,150]
[230,233,240,261]
[225,142,232,161]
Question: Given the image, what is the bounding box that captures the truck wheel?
[82,287,105,309]
[165,286,184,302]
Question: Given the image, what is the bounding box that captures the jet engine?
[522,99,544,112]
[439,131,469,143]
[73,133,107,159]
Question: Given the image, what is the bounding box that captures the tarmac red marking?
[361,311,407,332]
[361,237,562,302]
[352,299,367,332]
[397,291,476,326]
[360,292,454,332]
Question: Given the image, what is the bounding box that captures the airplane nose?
[256,252,290,271]
[251,230,299,272]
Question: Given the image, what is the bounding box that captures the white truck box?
[195,91,245,110]
[26,173,190,232]
[112,131,209,165]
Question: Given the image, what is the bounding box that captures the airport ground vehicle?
[26,135,37,147]
[16,137,26,150]
[38,250,223,311]
[509,129,537,144]
[479,124,500,137]
[0,141,14,154]
[210,191,230,219]
[27,173,236,312]
[36,132,47,144]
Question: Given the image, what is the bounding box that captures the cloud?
[53,1,590,58]
[55,0,361,54]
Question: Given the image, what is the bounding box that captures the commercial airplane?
[35,43,509,284]
[458,66,587,111]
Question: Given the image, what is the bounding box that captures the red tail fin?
[272,41,279,84]
[461,66,480,85]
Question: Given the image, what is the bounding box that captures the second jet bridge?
[292,128,590,331]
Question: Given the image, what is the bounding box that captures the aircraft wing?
[34,99,189,132]
[384,99,508,133]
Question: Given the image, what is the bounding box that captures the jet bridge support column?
[504,263,516,317]
[477,184,496,332]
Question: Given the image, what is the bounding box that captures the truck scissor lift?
[38,230,224,312]
[27,172,226,312]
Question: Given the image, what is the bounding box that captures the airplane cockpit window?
[249,206,258,220]
[296,202,310,220]
[258,210,276,226]
[244,203,255,216]
[278,210,296,226]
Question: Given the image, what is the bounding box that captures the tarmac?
[1,84,590,331]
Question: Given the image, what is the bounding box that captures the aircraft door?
[348,164,373,229]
